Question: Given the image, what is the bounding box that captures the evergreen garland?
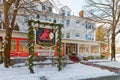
[57,26,62,71]
[27,21,34,73]
[27,20,62,71]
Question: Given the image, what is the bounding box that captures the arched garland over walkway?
[27,20,62,73]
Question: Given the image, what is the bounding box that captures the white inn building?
[0,0,101,58]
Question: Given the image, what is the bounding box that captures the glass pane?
[79,44,89,53]
[11,40,16,51]
[19,40,28,52]
[90,45,99,53]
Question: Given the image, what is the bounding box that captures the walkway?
[80,61,120,74]
[81,75,120,80]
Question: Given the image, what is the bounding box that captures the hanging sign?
[36,28,55,46]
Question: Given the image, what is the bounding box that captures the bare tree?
[3,0,41,67]
[85,0,120,61]
[2,0,62,68]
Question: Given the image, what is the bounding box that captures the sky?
[59,0,85,16]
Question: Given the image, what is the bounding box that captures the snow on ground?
[96,61,120,68]
[95,54,120,68]
[0,63,117,80]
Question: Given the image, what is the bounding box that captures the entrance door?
[66,43,77,55]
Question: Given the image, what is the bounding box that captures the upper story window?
[86,22,94,29]
[86,34,91,40]
[36,14,40,20]
[60,20,64,27]
[66,33,70,38]
[45,17,48,21]
[76,20,80,24]
[67,11,70,16]
[75,33,80,37]
[42,5,45,10]
[8,15,12,20]
[30,2,34,7]
[24,15,29,21]
[66,19,70,26]
[62,33,64,38]
[62,10,65,16]
[86,34,94,41]
[48,7,52,12]
[49,19,52,22]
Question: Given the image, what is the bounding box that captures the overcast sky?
[59,0,85,16]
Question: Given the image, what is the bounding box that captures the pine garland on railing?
[27,21,34,73]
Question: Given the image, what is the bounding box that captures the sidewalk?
[80,61,120,74]
[80,61,120,80]
[81,75,120,80]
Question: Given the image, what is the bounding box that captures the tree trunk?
[111,32,116,61]
[4,28,12,67]
[3,1,10,68]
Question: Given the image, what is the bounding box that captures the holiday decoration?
[27,20,63,72]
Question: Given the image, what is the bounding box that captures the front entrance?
[66,43,77,55]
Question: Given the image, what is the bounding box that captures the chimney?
[79,10,84,18]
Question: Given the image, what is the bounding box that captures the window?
[19,40,28,52]
[8,15,12,20]
[36,14,40,19]
[62,10,65,16]
[86,34,94,41]
[79,44,89,53]
[49,19,52,22]
[62,33,64,38]
[75,33,80,37]
[90,45,99,53]
[24,15,29,21]
[86,34,91,40]
[48,7,52,12]
[76,20,80,24]
[30,2,34,7]
[86,22,94,29]
[66,33,70,38]
[42,5,45,10]
[45,17,48,21]
[67,11,70,16]
[11,40,17,51]
[60,20,64,27]
[66,19,70,26]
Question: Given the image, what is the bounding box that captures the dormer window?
[67,11,70,16]
[62,10,65,16]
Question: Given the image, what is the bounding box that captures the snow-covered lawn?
[0,62,117,80]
